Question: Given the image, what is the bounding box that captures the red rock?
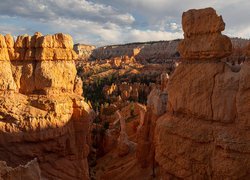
[0,33,94,179]
[74,76,83,96]
[0,34,7,48]
[34,61,77,94]
[4,34,14,48]
[178,8,232,60]
[117,111,134,157]
[155,8,250,179]
[15,34,29,48]
[0,159,41,179]
[35,33,73,49]
[136,88,167,168]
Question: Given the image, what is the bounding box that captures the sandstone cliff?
[91,40,180,62]
[155,8,250,179]
[0,33,94,179]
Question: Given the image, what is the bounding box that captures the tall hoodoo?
[178,8,232,60]
[0,33,94,179]
[155,8,250,179]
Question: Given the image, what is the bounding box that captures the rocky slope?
[0,33,94,179]
[155,7,250,179]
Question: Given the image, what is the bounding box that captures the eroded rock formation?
[117,111,134,157]
[137,88,167,169]
[0,33,94,179]
[155,8,250,179]
[178,8,232,60]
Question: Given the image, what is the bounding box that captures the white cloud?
[169,23,178,31]
[93,0,250,35]
[125,29,182,43]
[48,17,183,46]
[0,0,135,25]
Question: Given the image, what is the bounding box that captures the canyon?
[87,7,250,180]
[0,7,249,180]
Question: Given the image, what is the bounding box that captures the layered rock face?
[155,8,250,179]
[0,33,94,179]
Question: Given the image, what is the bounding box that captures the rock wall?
[155,8,250,179]
[0,33,94,179]
[91,40,180,61]
[136,40,180,62]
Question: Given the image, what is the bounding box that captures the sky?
[0,0,249,46]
